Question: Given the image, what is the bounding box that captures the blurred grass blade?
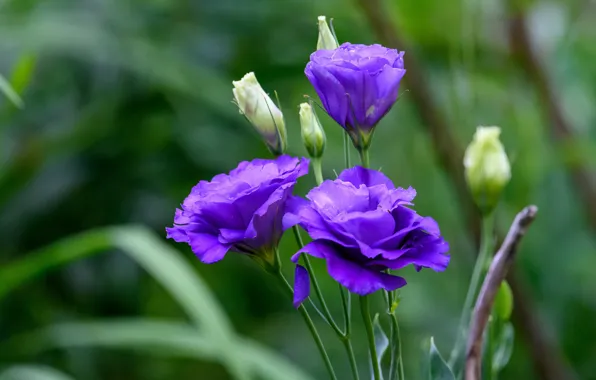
[0,226,248,379]
[14,319,313,380]
[0,226,231,331]
[110,226,232,332]
[428,337,455,380]
[9,54,36,96]
[0,365,74,380]
[0,229,111,301]
[0,73,24,108]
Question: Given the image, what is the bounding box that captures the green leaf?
[0,365,74,380]
[428,337,455,380]
[0,73,24,108]
[492,322,514,372]
[372,313,389,379]
[7,319,313,380]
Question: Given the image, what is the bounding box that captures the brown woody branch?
[354,0,572,379]
[465,205,538,380]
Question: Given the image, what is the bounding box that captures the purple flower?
[167,155,309,266]
[285,166,449,306]
[305,43,406,149]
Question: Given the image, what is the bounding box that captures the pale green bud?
[233,72,287,155]
[464,126,511,214]
[494,281,513,321]
[299,103,326,159]
[317,16,339,51]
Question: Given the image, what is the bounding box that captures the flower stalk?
[361,295,382,380]
[271,248,337,380]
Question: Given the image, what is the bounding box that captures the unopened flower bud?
[494,281,513,321]
[233,72,287,155]
[317,16,338,51]
[464,126,511,214]
[299,103,326,159]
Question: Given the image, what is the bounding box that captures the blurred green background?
[1,0,595,379]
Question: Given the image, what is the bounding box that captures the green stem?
[312,158,324,185]
[343,338,361,380]
[343,131,352,167]
[271,258,337,380]
[358,148,370,168]
[388,313,405,380]
[448,214,495,367]
[360,295,382,380]
[292,227,344,336]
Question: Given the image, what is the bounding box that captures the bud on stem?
[233,72,287,155]
[317,16,339,51]
[299,102,326,159]
[464,126,511,215]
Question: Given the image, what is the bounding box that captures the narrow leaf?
[371,313,389,380]
[429,337,455,380]
[492,322,515,372]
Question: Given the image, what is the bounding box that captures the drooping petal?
[293,264,310,308]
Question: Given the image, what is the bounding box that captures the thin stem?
[339,285,350,334]
[449,214,495,366]
[343,131,351,167]
[393,314,405,380]
[292,227,344,337]
[361,295,382,380]
[343,339,361,380]
[359,148,370,168]
[272,265,337,380]
[312,158,324,185]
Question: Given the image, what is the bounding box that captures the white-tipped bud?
[317,16,339,51]
[464,126,511,214]
[299,102,326,159]
[233,72,287,155]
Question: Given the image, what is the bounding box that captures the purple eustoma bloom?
[167,155,309,266]
[285,166,449,306]
[305,43,406,149]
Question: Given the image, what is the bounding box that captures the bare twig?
[465,205,538,380]
[355,1,573,379]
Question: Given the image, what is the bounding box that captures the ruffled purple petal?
[187,232,231,263]
[325,248,407,295]
[244,183,294,248]
[338,166,395,189]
